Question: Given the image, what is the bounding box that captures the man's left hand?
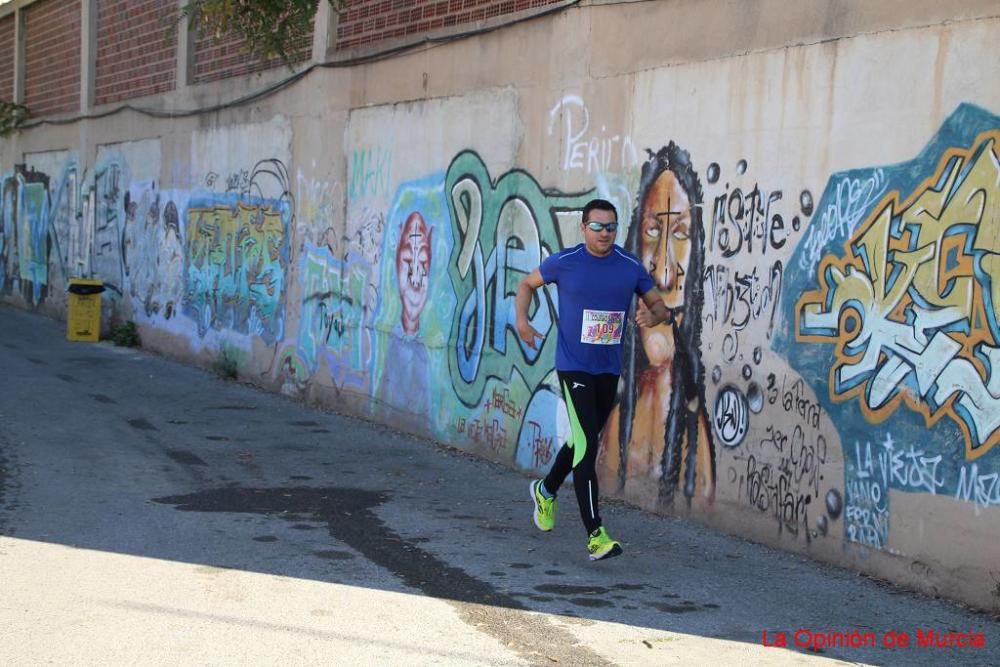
[636,299,673,328]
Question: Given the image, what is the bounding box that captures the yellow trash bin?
[67,278,105,342]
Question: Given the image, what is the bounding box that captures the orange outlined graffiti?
[797,131,1000,460]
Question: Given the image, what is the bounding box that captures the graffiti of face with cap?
[397,211,433,336]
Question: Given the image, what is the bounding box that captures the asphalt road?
[0,305,997,666]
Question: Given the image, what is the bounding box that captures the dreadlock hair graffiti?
[617,141,716,504]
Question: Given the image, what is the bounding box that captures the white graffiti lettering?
[797,169,886,272]
[955,464,1000,510]
[546,96,638,174]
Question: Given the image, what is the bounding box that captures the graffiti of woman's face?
[638,169,692,365]
[397,212,432,336]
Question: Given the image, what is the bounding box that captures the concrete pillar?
[13,8,24,104]
[80,0,96,112]
[176,0,194,88]
[312,0,339,63]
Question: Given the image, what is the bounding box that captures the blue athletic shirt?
[539,243,654,375]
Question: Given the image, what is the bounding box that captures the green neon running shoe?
[587,527,623,561]
[530,479,556,532]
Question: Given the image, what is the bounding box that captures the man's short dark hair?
[581,198,617,224]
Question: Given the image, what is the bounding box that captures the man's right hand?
[517,320,545,350]
[515,269,547,349]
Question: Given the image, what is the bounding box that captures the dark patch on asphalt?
[288,420,319,427]
[166,449,207,466]
[291,523,318,530]
[3,342,17,349]
[510,563,533,569]
[207,405,255,411]
[167,420,188,425]
[544,570,565,576]
[127,418,158,431]
[644,601,703,613]
[153,486,610,665]
[253,535,278,542]
[624,605,638,610]
[569,597,614,609]
[55,373,78,383]
[612,583,645,591]
[290,475,312,481]
[153,487,517,608]
[535,584,609,596]
[490,571,506,577]
[27,357,45,365]
[314,549,354,560]
[311,429,330,433]
[531,595,554,602]
[663,593,680,598]
[453,514,477,519]
[205,436,229,441]
[91,394,116,404]
[434,508,451,513]
[704,603,720,608]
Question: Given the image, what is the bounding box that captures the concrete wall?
[1,0,998,612]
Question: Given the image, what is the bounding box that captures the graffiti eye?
[672,227,690,241]
[645,226,661,240]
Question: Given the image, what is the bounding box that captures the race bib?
[581,309,624,344]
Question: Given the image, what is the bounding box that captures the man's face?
[397,212,431,331]
[640,170,691,310]
[581,207,617,257]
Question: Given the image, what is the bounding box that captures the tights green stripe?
[561,382,587,468]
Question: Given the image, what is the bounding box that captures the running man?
[515,198,672,560]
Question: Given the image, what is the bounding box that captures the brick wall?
[192,17,313,84]
[335,0,564,50]
[95,0,176,106]
[0,15,14,101]
[12,0,568,111]
[23,0,81,116]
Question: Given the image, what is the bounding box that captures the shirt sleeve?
[539,252,560,284]
[635,261,655,295]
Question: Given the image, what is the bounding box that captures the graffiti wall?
[1,7,997,610]
[782,106,1000,549]
[1,151,75,308]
